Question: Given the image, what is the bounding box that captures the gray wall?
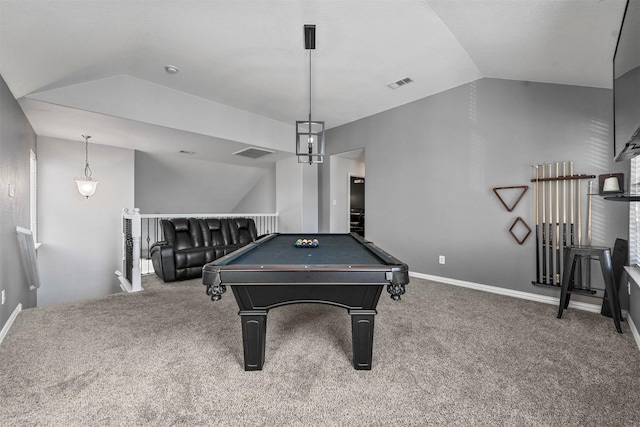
[276,157,319,233]
[135,151,273,214]
[321,78,628,305]
[232,164,276,213]
[37,136,134,306]
[0,75,37,331]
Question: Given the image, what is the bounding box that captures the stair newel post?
[121,208,129,280]
[131,208,143,292]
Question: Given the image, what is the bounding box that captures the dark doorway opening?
[350,176,365,237]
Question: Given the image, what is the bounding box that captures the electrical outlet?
[1,290,5,305]
[439,255,445,265]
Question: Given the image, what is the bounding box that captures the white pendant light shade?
[74,135,98,198]
[74,178,98,198]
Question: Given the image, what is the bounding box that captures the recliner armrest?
[150,240,169,253]
[150,243,177,282]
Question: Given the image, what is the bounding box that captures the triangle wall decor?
[492,185,529,212]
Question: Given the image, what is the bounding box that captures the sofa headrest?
[160,217,257,249]
[201,218,223,231]
[234,218,249,228]
[199,218,231,246]
[171,218,190,232]
[229,218,257,244]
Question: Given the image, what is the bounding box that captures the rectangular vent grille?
[387,77,414,90]
[233,147,276,159]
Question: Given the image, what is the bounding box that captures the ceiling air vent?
[387,77,414,90]
[233,147,275,159]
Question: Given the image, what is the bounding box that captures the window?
[30,149,37,242]
[630,156,639,266]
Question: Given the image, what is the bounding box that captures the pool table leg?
[239,310,267,371]
[349,309,377,370]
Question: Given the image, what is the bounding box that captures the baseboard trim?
[409,272,605,313]
[410,272,640,350]
[0,303,22,345]
[627,314,640,351]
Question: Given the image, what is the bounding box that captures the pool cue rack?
[530,161,596,291]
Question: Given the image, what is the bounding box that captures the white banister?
[130,208,142,292]
[116,208,143,293]
[116,210,279,292]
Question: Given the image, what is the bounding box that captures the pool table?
[202,233,409,371]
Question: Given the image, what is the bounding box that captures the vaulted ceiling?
[0,0,628,166]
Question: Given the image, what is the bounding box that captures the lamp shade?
[296,119,325,164]
[74,135,98,198]
[75,178,98,198]
[602,177,621,192]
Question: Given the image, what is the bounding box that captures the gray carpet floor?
[1,275,639,426]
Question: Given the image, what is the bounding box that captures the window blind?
[630,157,639,266]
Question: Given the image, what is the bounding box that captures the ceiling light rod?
[296,24,325,164]
[308,37,312,124]
[74,134,98,198]
[305,24,315,121]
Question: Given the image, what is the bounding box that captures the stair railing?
[116,209,279,292]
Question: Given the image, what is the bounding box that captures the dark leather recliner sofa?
[150,217,258,282]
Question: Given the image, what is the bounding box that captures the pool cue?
[534,166,540,284]
[570,162,575,246]
[562,162,567,247]
[541,165,547,283]
[548,163,554,285]
[585,180,594,291]
[561,162,567,283]
[576,176,582,288]
[577,177,582,246]
[587,180,593,246]
[555,162,560,284]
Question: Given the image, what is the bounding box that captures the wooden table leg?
[239,310,268,370]
[349,309,377,370]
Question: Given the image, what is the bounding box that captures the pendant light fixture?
[74,135,98,198]
[296,24,325,164]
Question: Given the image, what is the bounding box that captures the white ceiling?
[0,0,628,166]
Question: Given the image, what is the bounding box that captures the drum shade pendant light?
[296,24,325,164]
[74,135,98,198]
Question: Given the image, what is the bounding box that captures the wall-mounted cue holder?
[530,161,595,290]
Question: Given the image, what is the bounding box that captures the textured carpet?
[0,275,639,426]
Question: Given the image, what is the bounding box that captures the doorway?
[328,149,364,234]
[349,175,365,237]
